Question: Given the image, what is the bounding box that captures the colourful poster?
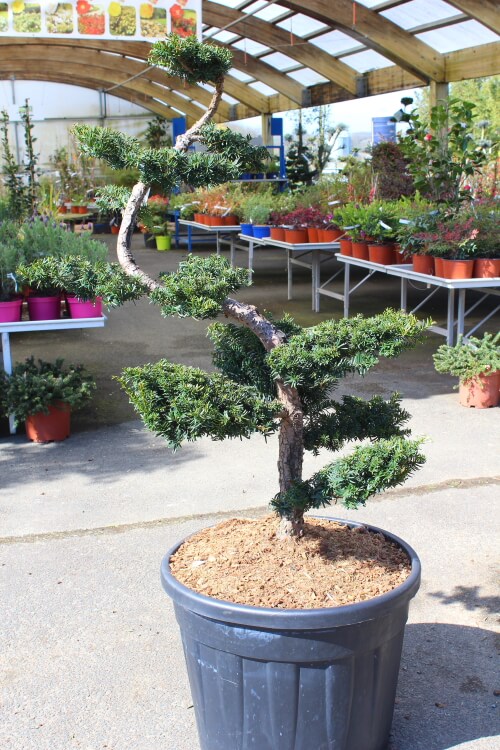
[0,0,201,41]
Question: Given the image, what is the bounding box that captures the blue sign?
[372,117,396,144]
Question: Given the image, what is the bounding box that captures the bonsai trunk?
[276,380,305,539]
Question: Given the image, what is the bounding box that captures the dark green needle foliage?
[70,34,429,534]
[119,361,282,449]
[148,34,232,84]
[151,255,248,319]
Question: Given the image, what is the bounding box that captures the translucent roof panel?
[276,13,329,38]
[309,30,364,56]
[248,81,279,96]
[228,67,255,83]
[344,49,394,73]
[209,0,243,7]
[381,0,463,30]
[259,52,300,71]
[251,3,290,22]
[231,39,272,56]
[221,93,240,105]
[288,69,329,86]
[417,20,499,53]
[210,30,241,43]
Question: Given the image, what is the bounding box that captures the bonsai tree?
[73,34,427,539]
[3,357,96,426]
[433,332,500,385]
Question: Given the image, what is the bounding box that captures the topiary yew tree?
[74,35,427,539]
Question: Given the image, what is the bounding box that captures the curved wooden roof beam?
[5,70,176,119]
[278,0,445,81]
[0,38,264,116]
[1,45,226,123]
[1,56,214,124]
[204,0,358,95]
[445,0,499,35]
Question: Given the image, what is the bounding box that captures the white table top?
[0,316,106,334]
[179,220,241,232]
[239,234,340,251]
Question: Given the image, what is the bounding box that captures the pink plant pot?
[0,297,23,323]
[66,296,103,318]
[27,296,61,321]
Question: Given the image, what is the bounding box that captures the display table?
[239,234,340,309]
[1,315,106,434]
[177,220,242,254]
[331,255,500,344]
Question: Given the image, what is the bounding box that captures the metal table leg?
[457,289,466,340]
[248,240,254,283]
[446,288,455,344]
[1,331,16,434]
[400,278,408,312]
[343,262,351,318]
[312,250,320,312]
[287,250,293,301]
[187,225,192,253]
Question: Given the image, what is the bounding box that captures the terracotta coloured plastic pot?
[0,297,23,323]
[77,206,88,214]
[27,295,61,321]
[161,518,421,750]
[434,257,445,277]
[270,227,285,241]
[339,239,352,256]
[323,228,343,241]
[66,296,103,318]
[474,259,500,278]
[307,227,319,243]
[25,402,71,443]
[111,225,120,235]
[58,206,67,214]
[285,229,308,244]
[368,244,395,265]
[441,259,474,280]
[412,254,434,275]
[459,371,499,408]
[209,216,225,226]
[351,242,369,260]
[194,213,203,223]
[223,215,238,226]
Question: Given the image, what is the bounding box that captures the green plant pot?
[155,235,172,251]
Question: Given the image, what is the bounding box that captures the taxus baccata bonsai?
[74,35,426,539]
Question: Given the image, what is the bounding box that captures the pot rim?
[161,516,421,629]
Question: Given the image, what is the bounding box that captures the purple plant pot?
[27,296,61,321]
[66,296,103,319]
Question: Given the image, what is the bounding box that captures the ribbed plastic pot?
[66,296,103,318]
[240,223,254,237]
[0,297,23,323]
[253,225,271,239]
[27,295,61,321]
[161,518,421,750]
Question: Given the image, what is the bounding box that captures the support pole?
[430,81,449,149]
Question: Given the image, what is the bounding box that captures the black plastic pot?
[161,519,421,750]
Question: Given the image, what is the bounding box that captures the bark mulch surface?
[170,516,411,609]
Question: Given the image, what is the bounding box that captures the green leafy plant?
[3,357,96,424]
[357,201,399,243]
[433,333,500,384]
[1,110,28,221]
[398,98,490,205]
[16,256,146,306]
[74,34,428,540]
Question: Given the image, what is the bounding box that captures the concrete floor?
[1,234,499,750]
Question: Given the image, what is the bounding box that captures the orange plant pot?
[441,259,474,279]
[77,206,88,214]
[270,227,286,241]
[474,258,500,278]
[459,371,499,409]
[322,228,343,241]
[412,254,434,275]
[434,257,444,277]
[209,216,225,226]
[339,239,352,256]
[307,227,320,242]
[368,244,395,265]
[58,206,67,214]
[111,225,120,235]
[25,402,71,443]
[351,242,369,260]
[223,215,238,226]
[194,213,203,223]
[284,229,308,244]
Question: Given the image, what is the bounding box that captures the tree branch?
[117,181,159,291]
[174,78,225,153]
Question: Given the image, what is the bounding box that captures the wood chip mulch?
[170,516,411,609]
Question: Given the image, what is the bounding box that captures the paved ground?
[1,235,499,749]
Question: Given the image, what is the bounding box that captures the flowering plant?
[413,217,479,260]
[281,207,324,229]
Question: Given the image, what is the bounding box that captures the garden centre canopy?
[0,0,498,123]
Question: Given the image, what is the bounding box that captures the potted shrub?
[413,216,479,279]
[468,203,499,278]
[240,193,274,238]
[3,356,96,441]
[74,34,429,750]
[336,203,371,259]
[360,202,398,265]
[433,333,500,408]
[0,233,24,322]
[17,256,146,318]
